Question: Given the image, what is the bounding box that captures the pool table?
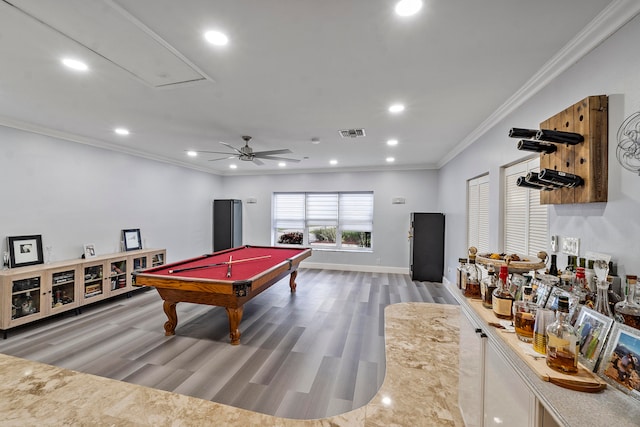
[133,245,311,345]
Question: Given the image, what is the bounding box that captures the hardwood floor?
[0,268,457,420]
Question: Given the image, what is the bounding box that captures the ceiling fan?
[199,135,300,165]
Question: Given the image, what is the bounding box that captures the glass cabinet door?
[11,276,41,320]
[110,260,127,291]
[83,264,104,299]
[51,269,76,309]
[151,252,165,266]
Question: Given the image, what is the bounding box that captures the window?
[467,174,489,253]
[504,158,548,257]
[273,192,373,250]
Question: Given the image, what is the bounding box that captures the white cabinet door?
[459,307,486,427]
[483,339,533,427]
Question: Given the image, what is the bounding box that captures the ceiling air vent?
[338,128,366,138]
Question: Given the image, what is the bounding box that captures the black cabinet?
[213,199,242,251]
[409,212,445,282]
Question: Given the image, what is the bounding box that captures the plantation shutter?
[467,175,489,253]
[504,158,548,257]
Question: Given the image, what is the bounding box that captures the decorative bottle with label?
[457,258,467,290]
[615,275,640,330]
[546,295,579,374]
[481,265,497,309]
[492,265,514,320]
[464,248,482,299]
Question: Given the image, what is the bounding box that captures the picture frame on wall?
[597,322,640,400]
[83,243,96,258]
[122,229,142,251]
[574,307,614,371]
[7,235,44,268]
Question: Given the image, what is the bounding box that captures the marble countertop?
[0,303,463,426]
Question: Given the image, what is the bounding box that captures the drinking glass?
[514,301,537,342]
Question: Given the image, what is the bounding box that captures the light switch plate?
[562,237,580,256]
[550,235,558,252]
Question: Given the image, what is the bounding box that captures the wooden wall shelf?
[539,95,608,205]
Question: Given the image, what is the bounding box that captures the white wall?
[220,169,440,271]
[0,126,223,263]
[439,13,640,283]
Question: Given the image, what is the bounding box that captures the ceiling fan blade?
[252,158,264,166]
[253,149,292,156]
[197,150,236,155]
[208,156,236,162]
[257,155,301,163]
[220,141,242,154]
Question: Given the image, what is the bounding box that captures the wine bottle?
[509,128,539,139]
[517,176,553,191]
[525,171,560,189]
[517,139,557,154]
[536,129,584,145]
[538,169,584,188]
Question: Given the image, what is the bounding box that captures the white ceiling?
[0,0,632,175]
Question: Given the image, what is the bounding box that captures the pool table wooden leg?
[289,270,298,293]
[163,300,178,336]
[226,307,243,345]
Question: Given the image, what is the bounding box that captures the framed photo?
[7,235,44,268]
[83,243,96,258]
[122,229,142,251]
[598,322,640,400]
[574,307,614,371]
[544,286,580,318]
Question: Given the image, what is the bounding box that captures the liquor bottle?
[546,295,579,374]
[615,275,640,330]
[464,249,482,299]
[548,254,558,276]
[516,139,557,154]
[456,258,467,290]
[481,265,498,309]
[492,265,514,320]
[585,259,596,291]
[508,128,539,139]
[536,129,584,145]
[538,169,584,188]
[572,267,587,304]
[594,280,613,317]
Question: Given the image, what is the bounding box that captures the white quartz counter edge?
[446,283,640,427]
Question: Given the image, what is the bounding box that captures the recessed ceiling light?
[388,104,405,114]
[386,157,395,163]
[114,128,130,136]
[387,139,398,146]
[395,0,423,17]
[330,159,338,165]
[204,30,229,46]
[186,151,198,157]
[278,162,286,167]
[61,58,88,71]
[229,164,237,169]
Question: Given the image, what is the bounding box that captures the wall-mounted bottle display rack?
[509,95,608,205]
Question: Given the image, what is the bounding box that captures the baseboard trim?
[300,261,409,275]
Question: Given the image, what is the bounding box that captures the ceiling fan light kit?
[198,135,301,166]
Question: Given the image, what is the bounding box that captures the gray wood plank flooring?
[0,268,457,420]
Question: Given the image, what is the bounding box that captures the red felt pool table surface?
[133,245,312,345]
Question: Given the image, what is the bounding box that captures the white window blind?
[273,193,305,229]
[467,174,489,253]
[504,158,548,257]
[339,193,374,231]
[273,192,373,250]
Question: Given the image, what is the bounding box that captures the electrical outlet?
[562,237,580,256]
